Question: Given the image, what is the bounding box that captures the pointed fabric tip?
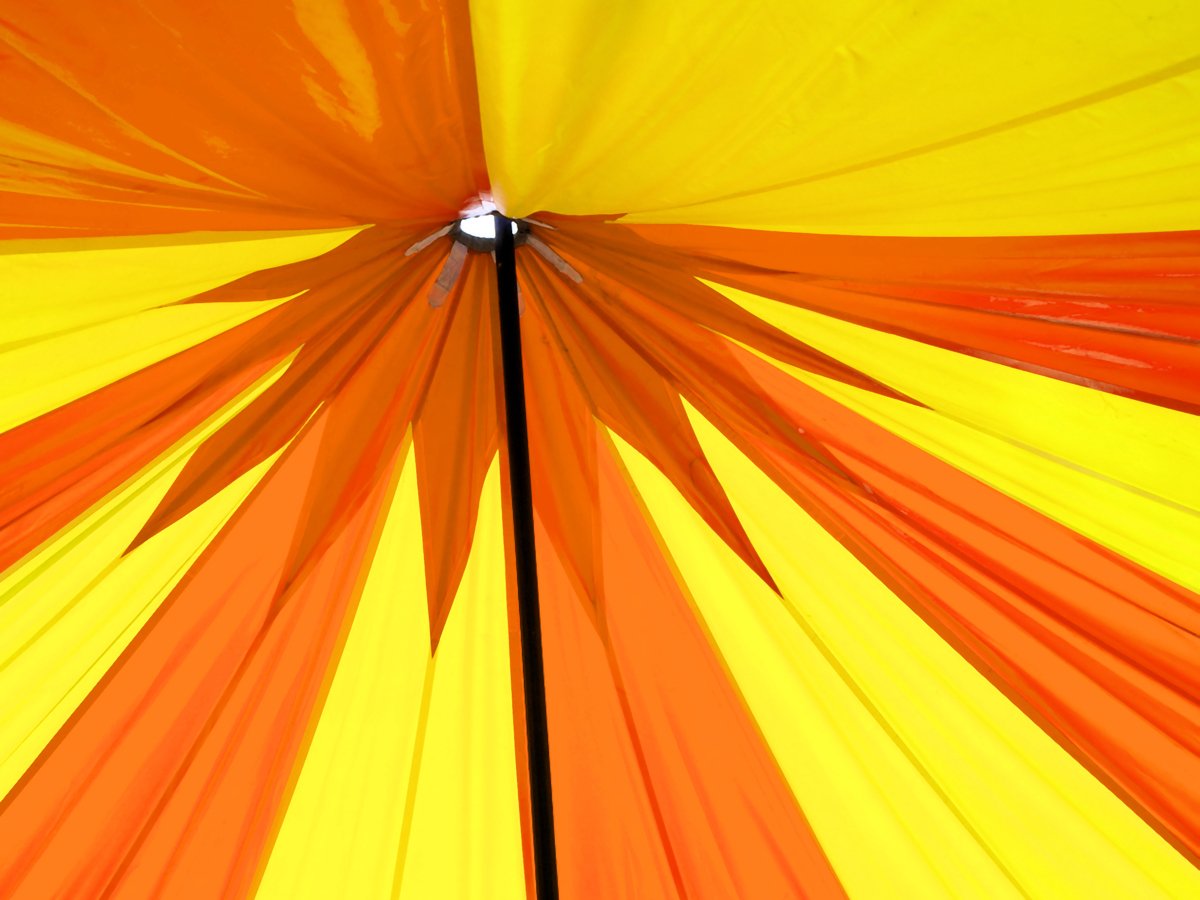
[268,256,467,612]
[520,249,779,605]
[528,242,869,498]
[412,258,499,653]
[536,220,922,408]
[625,222,1200,415]
[518,287,605,615]
[417,440,494,654]
[181,226,412,305]
[0,327,293,575]
[130,243,449,557]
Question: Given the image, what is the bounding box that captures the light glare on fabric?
[459,215,517,241]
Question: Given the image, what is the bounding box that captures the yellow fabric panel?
[800,373,1200,596]
[472,0,1200,235]
[613,419,1200,898]
[719,284,1200,593]
[395,458,526,900]
[256,440,432,900]
[0,228,358,434]
[0,228,358,347]
[0,300,287,433]
[0,361,291,799]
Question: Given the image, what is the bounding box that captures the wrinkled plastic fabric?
[1,2,1199,898]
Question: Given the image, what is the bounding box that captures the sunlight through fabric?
[1,1,1197,896]
[613,417,1200,898]
[473,0,1200,234]
[256,440,430,899]
[393,458,526,900]
[720,284,1200,593]
[0,359,294,800]
[0,229,358,431]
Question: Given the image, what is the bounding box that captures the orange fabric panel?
[587,435,846,899]
[518,239,805,592]
[0,225,431,573]
[415,257,500,645]
[0,333,283,573]
[0,0,486,236]
[517,277,603,608]
[131,246,439,545]
[535,515,683,900]
[126,230,513,657]
[0,416,330,897]
[518,227,859,520]
[538,216,911,402]
[102,461,392,899]
[515,246,846,894]
[267,252,469,600]
[627,223,1200,414]
[724,347,1200,860]
[127,227,452,559]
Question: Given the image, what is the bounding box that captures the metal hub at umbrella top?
[452,212,530,252]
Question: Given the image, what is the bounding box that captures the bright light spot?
[460,195,498,218]
[458,214,518,240]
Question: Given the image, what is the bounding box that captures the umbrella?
[2,1,1199,897]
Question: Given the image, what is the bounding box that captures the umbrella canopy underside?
[1,1,1199,897]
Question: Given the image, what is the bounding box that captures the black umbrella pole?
[493,214,560,900]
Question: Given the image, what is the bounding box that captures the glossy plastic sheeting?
[629,225,1200,415]
[617,417,1200,898]
[257,454,525,900]
[723,289,1200,595]
[2,3,1200,896]
[5,211,1195,895]
[0,0,486,236]
[510,217,1200,882]
[473,0,1200,234]
[1,216,1197,897]
[0,367,289,800]
[0,228,357,431]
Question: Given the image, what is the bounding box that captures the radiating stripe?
[536,515,683,899]
[721,285,1200,593]
[0,460,277,802]
[0,360,292,800]
[615,414,1200,898]
[474,0,1200,234]
[0,229,357,347]
[0,301,297,434]
[395,458,526,900]
[254,439,430,899]
[108,443,395,898]
[0,417,331,898]
[589,433,846,899]
[0,228,355,435]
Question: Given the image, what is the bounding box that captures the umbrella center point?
[452,213,528,252]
